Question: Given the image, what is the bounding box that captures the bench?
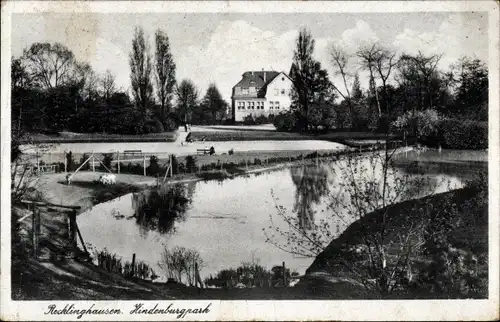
[123,150,142,156]
[197,149,211,155]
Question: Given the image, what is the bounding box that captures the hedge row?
[421,119,488,150]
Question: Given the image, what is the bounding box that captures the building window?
[281,89,285,95]
[269,101,274,109]
[241,101,245,109]
[242,88,249,95]
[274,89,279,95]
[275,101,280,109]
[282,77,285,81]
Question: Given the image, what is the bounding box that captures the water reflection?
[290,164,332,230]
[132,184,192,236]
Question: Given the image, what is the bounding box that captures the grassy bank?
[191,130,398,142]
[306,185,488,299]
[24,131,178,144]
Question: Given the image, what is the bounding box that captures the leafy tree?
[289,28,332,131]
[176,79,198,124]
[154,29,177,121]
[22,42,77,89]
[197,83,228,124]
[129,26,154,112]
[447,57,488,119]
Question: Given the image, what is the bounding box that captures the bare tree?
[100,69,117,103]
[129,26,154,111]
[397,52,443,112]
[357,44,382,119]
[158,246,203,285]
[373,48,399,113]
[329,44,354,125]
[265,146,440,295]
[155,29,177,120]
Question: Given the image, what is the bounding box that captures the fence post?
[68,210,77,258]
[64,151,67,173]
[283,261,287,287]
[245,158,248,171]
[91,151,95,172]
[143,154,146,176]
[117,152,120,174]
[32,205,40,259]
[131,253,136,278]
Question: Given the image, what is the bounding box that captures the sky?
[11,12,488,102]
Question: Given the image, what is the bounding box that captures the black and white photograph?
[1,1,499,321]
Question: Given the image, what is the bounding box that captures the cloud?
[393,13,487,69]
[176,20,299,101]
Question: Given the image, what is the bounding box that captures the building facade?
[231,70,294,122]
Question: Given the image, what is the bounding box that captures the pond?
[77,149,486,281]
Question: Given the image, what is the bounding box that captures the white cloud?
[393,13,487,69]
[176,20,298,102]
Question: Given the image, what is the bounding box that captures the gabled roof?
[233,71,288,98]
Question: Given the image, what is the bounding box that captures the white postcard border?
[1,1,499,321]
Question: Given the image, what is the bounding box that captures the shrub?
[440,119,487,150]
[273,111,299,132]
[102,153,114,171]
[254,115,269,125]
[185,155,197,173]
[66,151,76,171]
[228,148,234,155]
[243,114,255,125]
[143,118,165,134]
[147,155,161,176]
[80,153,90,170]
[163,117,177,132]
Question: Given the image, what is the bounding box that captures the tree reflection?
[290,164,332,230]
[132,184,191,236]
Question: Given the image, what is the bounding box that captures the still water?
[77,149,486,279]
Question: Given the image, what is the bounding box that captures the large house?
[231,70,294,122]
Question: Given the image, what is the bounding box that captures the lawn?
[25,131,179,144]
[191,129,399,142]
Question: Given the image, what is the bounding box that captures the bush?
[80,153,90,170]
[391,108,440,139]
[162,117,177,132]
[66,151,76,171]
[273,111,299,132]
[255,115,269,125]
[102,153,114,171]
[243,114,255,125]
[185,155,197,173]
[147,155,161,176]
[143,118,164,134]
[440,119,487,150]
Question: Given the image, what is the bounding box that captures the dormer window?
[242,88,249,95]
[281,89,286,95]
